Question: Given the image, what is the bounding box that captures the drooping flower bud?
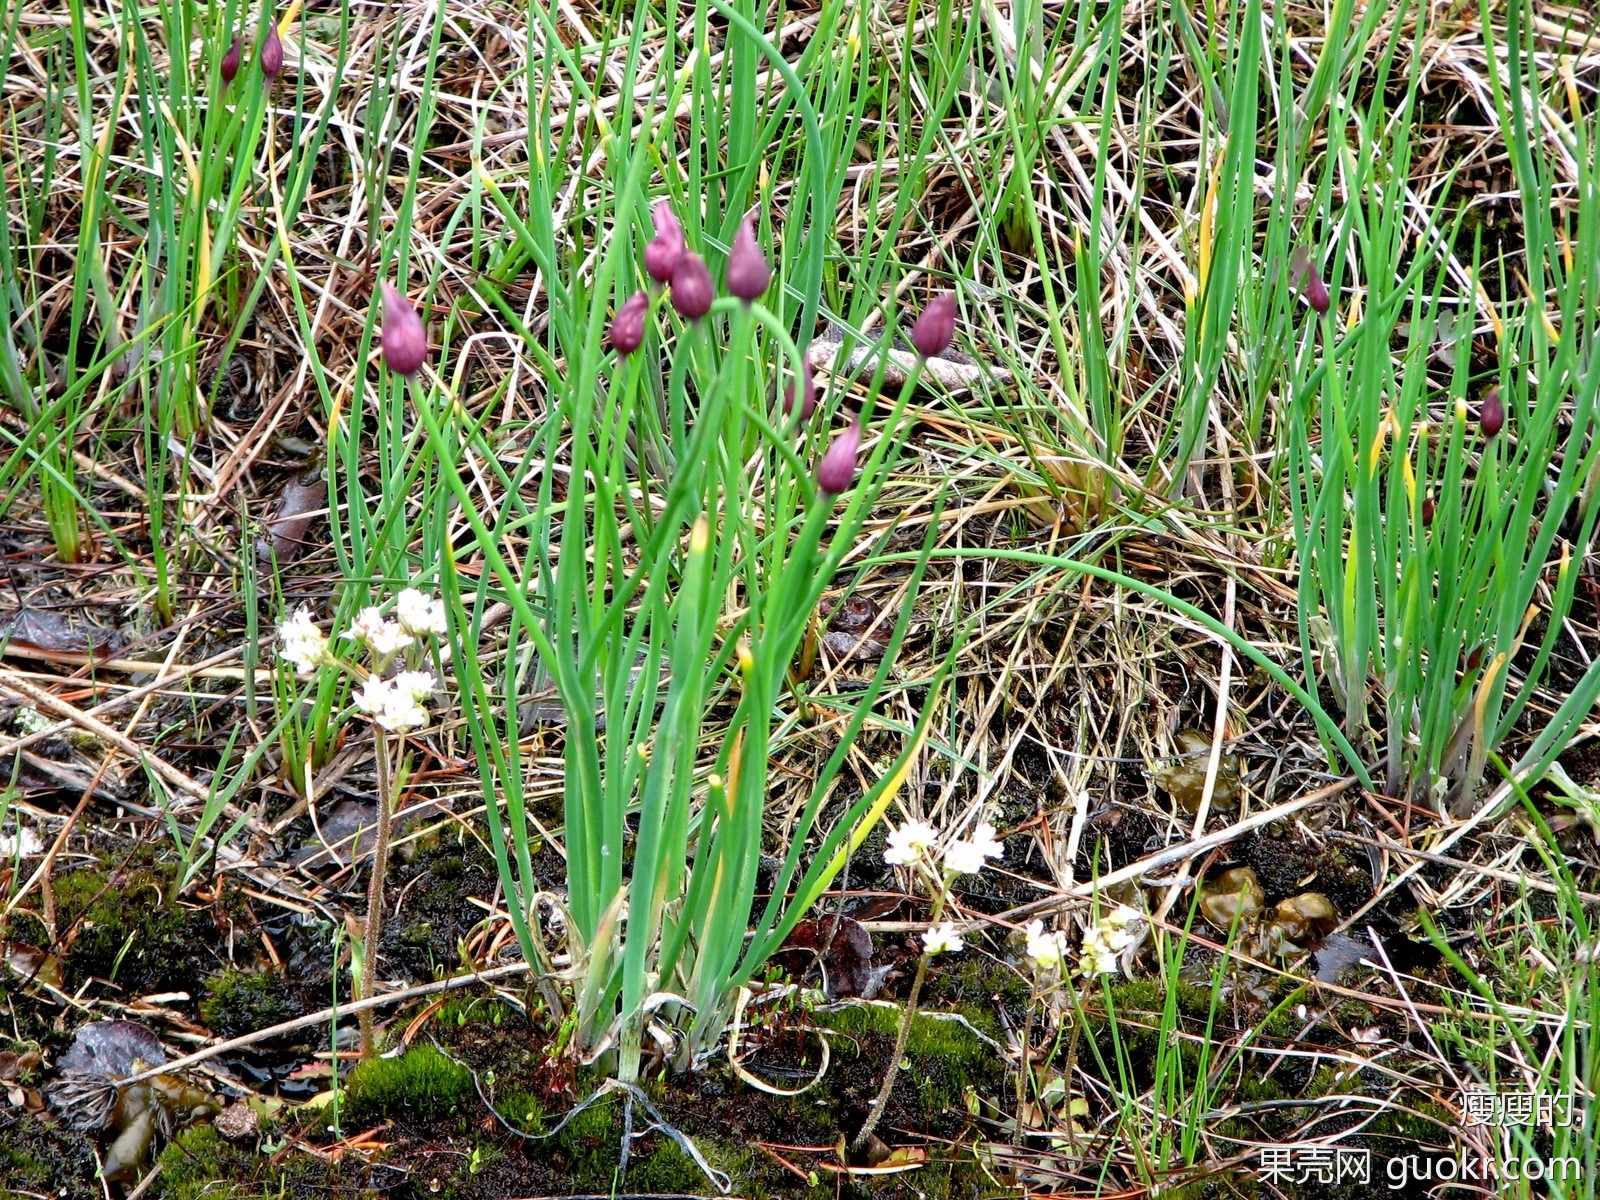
[1479,387,1504,438]
[379,283,427,377]
[260,17,283,80]
[783,357,816,421]
[816,413,862,495]
[644,201,685,283]
[1292,247,1330,315]
[669,251,715,320]
[610,290,650,356]
[221,36,243,84]
[910,292,957,358]
[725,215,771,303]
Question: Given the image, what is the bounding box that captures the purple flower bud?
[610,290,650,356]
[1421,495,1435,527]
[783,357,816,421]
[910,293,957,359]
[645,201,685,283]
[379,283,427,377]
[725,215,771,302]
[670,251,715,320]
[1479,387,1504,438]
[221,36,243,84]
[260,18,283,80]
[1303,269,1330,315]
[1292,247,1330,315]
[816,414,862,496]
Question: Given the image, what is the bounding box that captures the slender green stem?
[359,726,395,1059]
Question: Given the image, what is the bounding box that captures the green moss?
[152,1126,249,1200]
[199,968,297,1038]
[435,996,512,1030]
[152,1123,385,1200]
[51,862,202,993]
[0,1113,100,1200]
[341,1044,474,1126]
[818,1004,1004,1116]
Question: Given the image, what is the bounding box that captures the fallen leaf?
[256,476,328,563]
[0,608,118,661]
[3,943,63,992]
[775,918,891,999]
[56,1020,168,1076]
[820,594,891,663]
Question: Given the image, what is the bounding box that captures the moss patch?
[200,968,299,1038]
[48,860,213,995]
[0,1113,101,1200]
[341,1044,474,1127]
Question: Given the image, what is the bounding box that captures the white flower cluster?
[883,819,938,866]
[348,588,448,658]
[922,922,965,955]
[351,606,411,657]
[353,670,435,733]
[276,584,447,734]
[883,819,1005,876]
[278,606,329,673]
[395,588,448,637]
[884,819,1005,957]
[1022,919,1071,971]
[1078,904,1143,977]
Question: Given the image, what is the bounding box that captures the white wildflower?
[883,820,939,867]
[1023,919,1070,971]
[278,606,329,672]
[392,670,436,703]
[921,921,965,955]
[352,676,430,733]
[352,675,393,718]
[943,821,1005,875]
[394,588,447,637]
[1078,904,1144,977]
[350,606,412,657]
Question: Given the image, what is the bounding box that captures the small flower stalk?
[275,583,449,1057]
[379,283,428,377]
[853,815,1006,1155]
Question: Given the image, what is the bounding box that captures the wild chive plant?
[413,182,949,1083]
[1284,19,1600,811]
